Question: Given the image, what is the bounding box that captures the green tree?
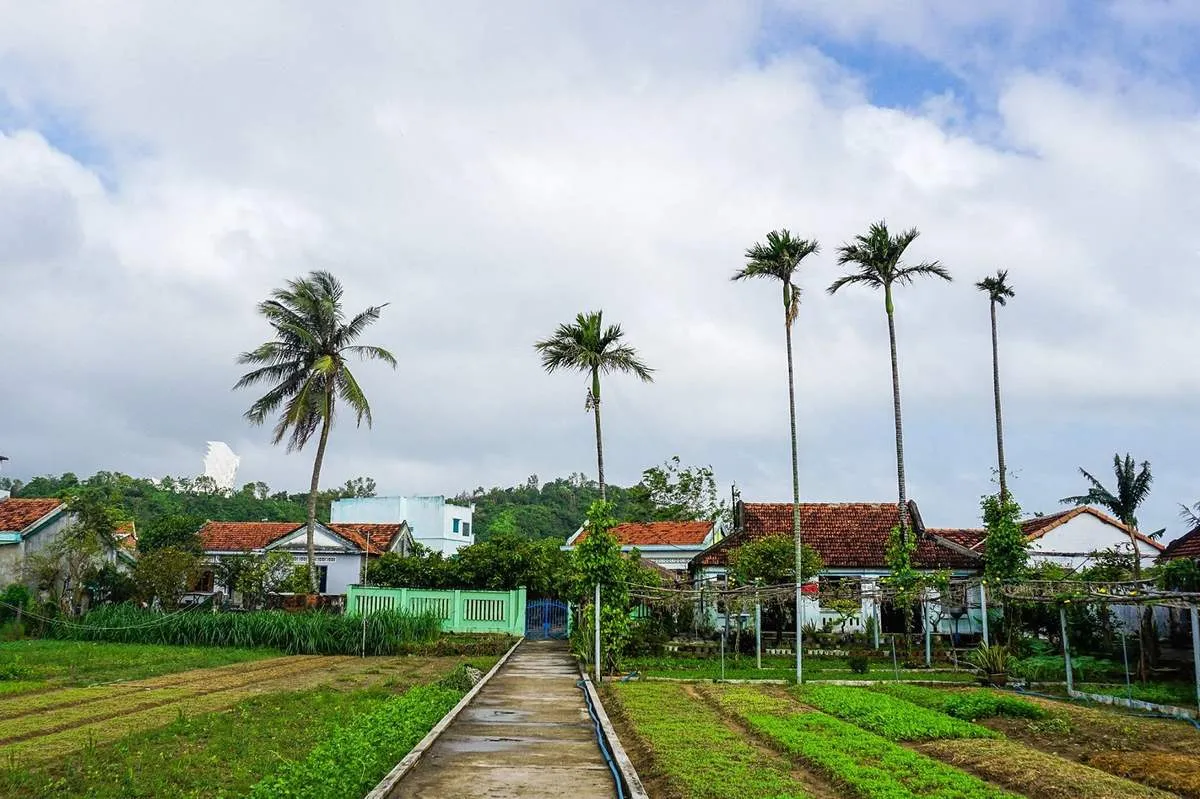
[235,271,396,592]
[139,514,203,554]
[829,221,952,540]
[133,548,203,610]
[727,534,823,646]
[534,311,654,501]
[733,229,820,680]
[633,456,727,523]
[981,493,1026,583]
[976,270,1015,499]
[570,500,640,674]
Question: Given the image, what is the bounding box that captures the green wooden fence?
[345,585,527,636]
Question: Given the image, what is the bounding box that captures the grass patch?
[0,639,276,686]
[922,738,1174,799]
[624,655,974,683]
[247,684,462,799]
[611,681,813,798]
[795,685,997,740]
[1088,751,1200,798]
[869,684,1047,721]
[0,687,395,799]
[708,686,1012,799]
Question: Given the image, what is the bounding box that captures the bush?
[965,644,1010,675]
[848,653,871,674]
[247,684,462,799]
[46,603,440,655]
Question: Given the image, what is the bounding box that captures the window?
[452,518,461,533]
[317,566,328,594]
[463,521,471,537]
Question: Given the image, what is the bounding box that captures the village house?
[563,519,726,575]
[1159,524,1200,565]
[0,493,135,587]
[196,520,414,598]
[330,495,474,555]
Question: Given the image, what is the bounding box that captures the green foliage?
[611,681,811,799]
[570,500,646,673]
[0,584,33,623]
[1157,558,1200,591]
[228,551,295,609]
[981,493,1026,582]
[247,684,461,799]
[870,684,1047,721]
[451,532,572,597]
[46,604,440,655]
[139,514,203,553]
[848,653,871,674]
[719,691,1012,798]
[465,473,649,542]
[0,654,32,680]
[795,685,997,741]
[728,534,823,586]
[133,547,204,609]
[630,456,729,524]
[965,644,1011,675]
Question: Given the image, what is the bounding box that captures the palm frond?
[343,345,398,368]
[336,366,372,427]
[827,271,882,294]
[535,309,653,382]
[975,269,1015,305]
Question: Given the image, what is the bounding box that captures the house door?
[880,600,923,634]
[525,599,569,640]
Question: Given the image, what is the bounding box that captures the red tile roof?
[0,498,65,533]
[1020,507,1165,551]
[574,520,715,547]
[693,502,980,570]
[1160,526,1200,561]
[198,520,407,554]
[198,521,302,551]
[327,524,408,555]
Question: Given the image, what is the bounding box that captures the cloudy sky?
[2,1,1198,541]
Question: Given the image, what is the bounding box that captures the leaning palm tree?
[732,229,819,684]
[534,311,653,501]
[828,221,951,539]
[1060,454,1153,579]
[235,271,396,593]
[976,270,1015,500]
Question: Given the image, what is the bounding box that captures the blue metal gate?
[525,599,569,640]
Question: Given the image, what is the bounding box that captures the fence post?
[1060,605,1074,694]
[1191,605,1199,714]
[755,595,762,671]
[451,589,462,632]
[980,581,989,646]
[515,587,527,637]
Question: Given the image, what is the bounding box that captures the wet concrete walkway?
[390,640,617,799]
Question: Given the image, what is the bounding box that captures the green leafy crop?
[795,685,997,740]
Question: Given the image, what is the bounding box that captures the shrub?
[247,684,462,799]
[848,653,871,674]
[965,644,1010,675]
[46,603,440,655]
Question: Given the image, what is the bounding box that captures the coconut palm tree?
[534,311,653,501]
[235,271,396,593]
[732,229,819,683]
[976,270,1015,500]
[828,221,951,538]
[1060,454,1153,580]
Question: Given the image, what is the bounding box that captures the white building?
[564,520,726,575]
[330,495,474,555]
[197,520,413,597]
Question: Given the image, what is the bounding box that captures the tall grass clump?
[47,604,440,655]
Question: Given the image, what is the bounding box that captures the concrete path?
[390,640,617,799]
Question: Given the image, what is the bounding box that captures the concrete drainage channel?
[366,639,647,798]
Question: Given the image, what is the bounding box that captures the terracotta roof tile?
[1160,526,1200,561]
[0,498,65,533]
[198,521,303,551]
[693,502,980,570]
[327,523,407,555]
[575,520,715,547]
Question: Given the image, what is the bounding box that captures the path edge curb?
[579,670,651,799]
[364,636,524,799]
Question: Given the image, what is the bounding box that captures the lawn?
[0,652,498,799]
[0,639,277,688]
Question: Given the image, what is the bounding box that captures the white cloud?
[1,2,1198,537]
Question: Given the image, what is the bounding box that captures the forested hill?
[456,474,653,542]
[3,458,724,545]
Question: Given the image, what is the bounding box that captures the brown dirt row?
[0,656,358,747]
[0,655,314,721]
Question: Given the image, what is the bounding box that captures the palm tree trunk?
[305,391,334,595]
[885,285,908,538]
[784,304,803,684]
[592,368,606,502]
[990,300,1007,500]
[1124,525,1154,681]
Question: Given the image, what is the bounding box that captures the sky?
[2,1,1198,542]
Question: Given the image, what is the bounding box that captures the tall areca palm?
[733,229,819,684]
[1060,454,1153,580]
[235,271,396,593]
[976,270,1015,500]
[828,221,951,538]
[534,311,653,501]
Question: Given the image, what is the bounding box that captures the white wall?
[331,495,473,555]
[1029,514,1159,570]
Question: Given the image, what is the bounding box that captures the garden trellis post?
[1192,605,1199,714]
[1060,605,1074,694]
[979,581,989,646]
[594,582,601,683]
[924,593,932,667]
[755,581,762,671]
